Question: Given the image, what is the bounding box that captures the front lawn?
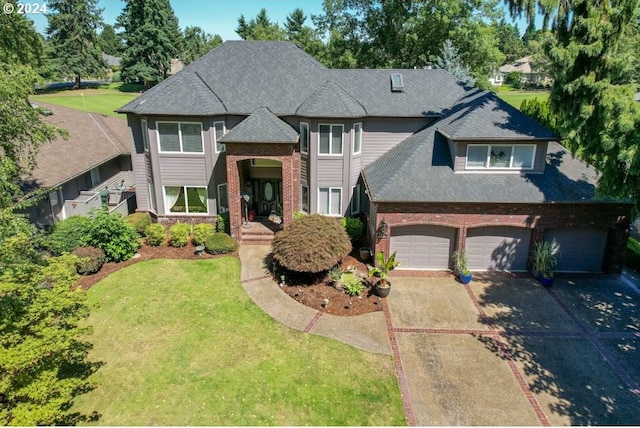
[72,258,405,426]
[31,84,140,117]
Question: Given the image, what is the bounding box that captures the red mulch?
[75,243,381,316]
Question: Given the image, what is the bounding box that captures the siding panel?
[317,158,343,186]
[132,153,149,210]
[159,156,208,184]
[361,118,429,167]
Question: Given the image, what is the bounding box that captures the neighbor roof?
[117,41,468,118]
[218,107,298,144]
[499,56,534,74]
[23,102,130,189]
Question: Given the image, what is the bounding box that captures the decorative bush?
[293,211,307,220]
[271,214,351,273]
[341,273,365,296]
[204,233,238,255]
[169,223,191,247]
[193,223,215,246]
[84,208,140,262]
[72,246,105,275]
[39,215,92,255]
[124,212,152,236]
[216,212,229,233]
[340,217,364,242]
[144,223,166,246]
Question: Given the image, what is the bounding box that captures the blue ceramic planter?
[460,273,473,285]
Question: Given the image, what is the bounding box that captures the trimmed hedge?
[216,212,229,233]
[84,208,140,262]
[39,215,92,255]
[73,246,105,275]
[204,233,238,255]
[169,223,191,247]
[272,214,351,273]
[145,223,166,246]
[341,217,364,242]
[193,223,215,246]
[124,212,152,236]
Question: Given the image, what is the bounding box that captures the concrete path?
[238,245,640,426]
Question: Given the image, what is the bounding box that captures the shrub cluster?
[169,223,191,247]
[144,223,166,246]
[272,214,351,273]
[39,216,92,255]
[341,217,364,242]
[216,212,229,233]
[341,272,365,296]
[204,233,238,255]
[193,223,215,246]
[72,246,105,275]
[124,212,152,236]
[84,209,140,262]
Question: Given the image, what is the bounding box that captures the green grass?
[496,90,550,109]
[72,258,405,426]
[31,83,141,117]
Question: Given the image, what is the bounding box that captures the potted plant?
[530,240,559,287]
[368,251,400,297]
[359,247,372,261]
[452,250,472,284]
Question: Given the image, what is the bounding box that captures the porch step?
[238,221,280,244]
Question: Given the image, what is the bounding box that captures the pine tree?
[117,0,183,88]
[182,26,222,65]
[45,0,107,89]
[435,39,476,86]
[98,23,124,55]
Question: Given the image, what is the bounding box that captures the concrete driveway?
[385,274,640,425]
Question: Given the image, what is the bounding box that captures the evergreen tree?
[117,0,183,88]
[182,26,222,65]
[435,40,476,86]
[236,14,252,40]
[494,19,526,63]
[284,8,325,58]
[98,23,124,55]
[46,0,107,89]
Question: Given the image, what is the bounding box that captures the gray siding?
[132,153,149,211]
[317,158,343,186]
[159,156,208,183]
[361,118,429,167]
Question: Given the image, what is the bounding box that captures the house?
[22,102,136,228]
[117,41,631,273]
[498,56,553,87]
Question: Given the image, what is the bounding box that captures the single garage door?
[466,226,531,271]
[544,227,608,272]
[390,225,455,270]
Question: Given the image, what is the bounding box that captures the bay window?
[318,124,343,155]
[318,187,342,216]
[157,122,203,153]
[164,186,208,214]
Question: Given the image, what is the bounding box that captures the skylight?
[390,73,404,92]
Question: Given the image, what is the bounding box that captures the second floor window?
[300,122,309,154]
[214,121,226,153]
[157,122,203,153]
[318,124,343,155]
[466,144,536,170]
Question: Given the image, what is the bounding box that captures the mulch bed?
[75,243,381,316]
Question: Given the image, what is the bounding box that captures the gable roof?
[437,89,558,141]
[218,107,298,144]
[22,102,130,189]
[499,56,534,74]
[117,41,468,118]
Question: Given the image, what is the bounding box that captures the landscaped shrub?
[341,273,365,296]
[341,217,364,243]
[204,233,238,254]
[144,223,166,246]
[271,214,351,273]
[124,212,152,236]
[293,211,306,220]
[84,208,140,262]
[169,223,191,247]
[216,212,229,233]
[72,246,105,275]
[193,223,215,246]
[39,215,92,255]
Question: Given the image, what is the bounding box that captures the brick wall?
[371,202,632,273]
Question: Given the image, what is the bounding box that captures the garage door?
[390,225,455,270]
[544,227,608,272]
[466,226,531,271]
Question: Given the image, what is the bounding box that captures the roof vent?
[390,73,404,92]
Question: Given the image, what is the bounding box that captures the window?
[318,187,341,216]
[300,122,309,154]
[217,183,228,213]
[164,186,208,214]
[318,124,343,155]
[351,184,361,214]
[353,123,362,154]
[465,144,536,170]
[301,184,309,212]
[391,73,404,92]
[157,122,203,153]
[214,121,226,153]
[90,167,101,187]
[49,190,59,207]
[141,119,149,151]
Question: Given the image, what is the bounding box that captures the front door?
[253,179,282,216]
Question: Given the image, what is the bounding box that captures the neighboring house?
[102,53,121,68]
[498,56,553,87]
[22,102,136,228]
[118,41,631,273]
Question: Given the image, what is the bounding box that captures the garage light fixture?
[376,218,388,238]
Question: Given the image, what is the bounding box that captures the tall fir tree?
[98,23,124,55]
[45,0,107,88]
[117,0,183,88]
[182,26,222,65]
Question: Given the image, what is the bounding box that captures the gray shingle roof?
[218,107,298,143]
[437,89,558,140]
[296,80,367,118]
[117,41,467,118]
[363,126,599,204]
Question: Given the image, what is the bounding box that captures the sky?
[27,0,536,41]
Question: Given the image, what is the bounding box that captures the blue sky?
[28,0,534,40]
